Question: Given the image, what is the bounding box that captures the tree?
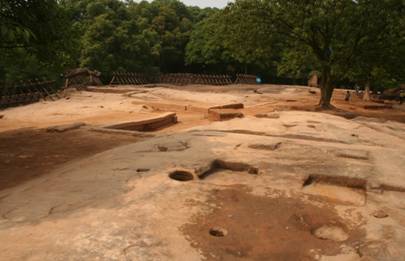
[3,0,402,89]
[1,0,218,82]
[220,0,277,73]
[1,0,59,50]
[186,11,235,71]
[64,0,210,78]
[146,0,195,72]
[265,0,404,108]
[345,0,405,99]
[186,1,279,74]
[0,0,77,81]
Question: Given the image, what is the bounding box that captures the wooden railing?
[110,72,254,86]
[0,79,59,109]
[234,74,257,84]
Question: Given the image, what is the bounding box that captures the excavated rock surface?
[0,111,404,261]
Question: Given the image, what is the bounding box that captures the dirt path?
[0,128,140,190]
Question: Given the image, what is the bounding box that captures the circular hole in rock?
[209,227,228,237]
[312,225,349,242]
[372,210,389,219]
[169,171,194,182]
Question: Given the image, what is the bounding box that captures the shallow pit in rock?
[302,175,367,206]
[312,225,349,242]
[169,170,194,182]
[209,227,228,237]
[198,159,259,179]
[136,168,150,173]
[248,142,282,151]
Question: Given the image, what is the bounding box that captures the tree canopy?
[187,0,404,107]
[0,0,75,80]
[1,0,403,107]
[0,0,216,81]
[266,0,404,107]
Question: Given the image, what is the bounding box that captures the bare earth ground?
[0,128,141,191]
[0,84,404,261]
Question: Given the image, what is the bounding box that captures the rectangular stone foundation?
[208,109,244,121]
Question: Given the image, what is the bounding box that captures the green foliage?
[1,0,403,94]
[60,0,218,80]
[346,0,405,89]
[192,0,404,106]
[0,0,78,81]
[186,0,278,74]
[220,0,277,69]
[0,0,216,82]
[186,11,234,67]
[266,0,404,89]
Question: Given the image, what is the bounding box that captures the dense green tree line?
[1,0,404,106]
[0,0,216,82]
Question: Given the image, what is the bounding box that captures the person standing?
[400,90,405,104]
[345,90,352,102]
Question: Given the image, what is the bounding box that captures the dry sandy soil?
[0,84,404,261]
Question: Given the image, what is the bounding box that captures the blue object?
[256,76,262,84]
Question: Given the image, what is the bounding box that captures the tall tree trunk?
[363,80,371,101]
[318,66,334,109]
